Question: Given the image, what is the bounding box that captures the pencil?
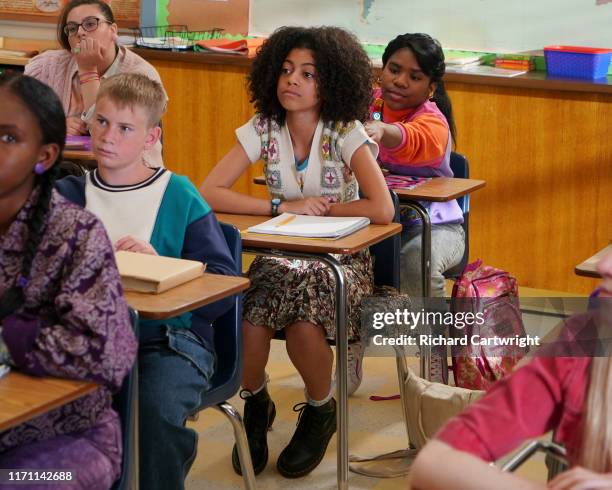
[275,214,297,227]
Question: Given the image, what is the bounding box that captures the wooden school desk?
[394,177,486,296]
[0,55,30,67]
[216,212,401,490]
[124,273,250,318]
[575,244,611,278]
[123,272,250,490]
[394,177,485,380]
[63,149,96,163]
[0,372,97,432]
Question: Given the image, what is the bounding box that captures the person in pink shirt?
[365,33,462,302]
[347,33,463,394]
[410,250,612,490]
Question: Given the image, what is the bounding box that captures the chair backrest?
[449,152,469,215]
[368,189,401,290]
[203,222,243,404]
[111,308,139,490]
[57,160,87,180]
[444,152,470,279]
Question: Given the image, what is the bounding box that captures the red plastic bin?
[544,46,612,79]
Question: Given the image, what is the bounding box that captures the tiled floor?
[186,343,549,489]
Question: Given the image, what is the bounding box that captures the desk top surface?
[217,213,402,255]
[0,55,29,66]
[0,372,98,432]
[575,244,611,278]
[394,177,486,202]
[63,149,96,161]
[253,175,485,202]
[124,272,250,320]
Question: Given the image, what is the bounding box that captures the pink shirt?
[436,356,590,465]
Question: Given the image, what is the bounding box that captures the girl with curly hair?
[0,73,136,489]
[200,25,393,478]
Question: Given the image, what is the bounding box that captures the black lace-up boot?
[232,386,276,475]
[276,398,337,478]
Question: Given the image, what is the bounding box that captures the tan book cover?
[115,251,206,294]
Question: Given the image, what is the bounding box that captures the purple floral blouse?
[0,189,137,454]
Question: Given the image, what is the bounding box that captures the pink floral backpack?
[450,260,527,390]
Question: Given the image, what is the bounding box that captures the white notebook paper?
[247,213,370,239]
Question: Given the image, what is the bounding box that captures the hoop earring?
[34,162,46,175]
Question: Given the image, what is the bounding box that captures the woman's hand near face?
[66,115,87,136]
[73,37,107,72]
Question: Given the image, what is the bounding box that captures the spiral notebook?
[246,213,370,239]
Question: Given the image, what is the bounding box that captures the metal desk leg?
[399,202,432,380]
[318,255,349,490]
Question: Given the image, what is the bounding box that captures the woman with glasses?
[25,0,166,168]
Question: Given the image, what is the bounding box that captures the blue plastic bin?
[544,46,612,79]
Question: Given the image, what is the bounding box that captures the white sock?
[305,380,335,407]
[243,373,269,397]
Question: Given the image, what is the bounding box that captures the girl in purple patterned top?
[0,73,137,489]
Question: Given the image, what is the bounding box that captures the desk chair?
[443,152,470,279]
[370,189,401,291]
[501,439,567,480]
[57,160,87,179]
[192,222,256,489]
[111,308,140,490]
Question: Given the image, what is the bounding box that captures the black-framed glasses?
[63,17,112,37]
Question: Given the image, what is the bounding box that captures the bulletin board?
[155,0,249,35]
[0,0,139,27]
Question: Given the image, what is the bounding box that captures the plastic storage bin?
[544,46,612,79]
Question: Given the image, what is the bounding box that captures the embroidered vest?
[252,115,360,204]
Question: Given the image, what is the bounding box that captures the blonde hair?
[97,73,166,127]
[579,357,612,472]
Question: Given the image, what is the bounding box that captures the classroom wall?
[250,0,612,52]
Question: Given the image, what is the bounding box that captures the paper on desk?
[246,213,370,239]
[445,64,526,77]
[0,364,9,379]
[385,175,430,190]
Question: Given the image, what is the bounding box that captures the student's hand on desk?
[364,121,385,144]
[548,467,612,490]
[66,115,87,136]
[73,38,106,72]
[115,236,158,255]
[279,197,331,216]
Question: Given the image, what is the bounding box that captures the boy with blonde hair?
[57,72,236,490]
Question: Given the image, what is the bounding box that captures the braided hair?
[382,33,457,144]
[0,74,66,320]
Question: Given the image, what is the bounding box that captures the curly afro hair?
[248,26,373,125]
